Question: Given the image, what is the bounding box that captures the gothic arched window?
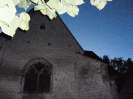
[23,62,52,94]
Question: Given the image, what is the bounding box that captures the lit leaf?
[31,0,39,3]
[90,0,112,10]
[34,3,57,19]
[47,0,66,15]
[65,5,79,17]
[0,0,109,37]
[0,0,16,24]
[19,12,30,31]
[12,0,20,5]
[47,0,81,17]
[62,0,84,5]
[0,16,20,37]
[17,0,32,11]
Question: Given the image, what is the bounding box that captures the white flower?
[34,3,57,20]
[0,0,31,37]
[19,12,30,31]
[62,0,84,5]
[47,0,66,15]
[0,0,17,36]
[0,0,16,24]
[60,1,80,17]
[31,0,44,4]
[0,0,110,37]
[17,0,33,12]
[0,16,20,37]
[12,0,20,5]
[0,12,30,37]
[90,0,112,10]
[63,4,79,17]
[47,0,84,17]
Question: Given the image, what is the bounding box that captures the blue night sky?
[61,0,133,59]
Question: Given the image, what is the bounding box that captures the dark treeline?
[102,55,133,92]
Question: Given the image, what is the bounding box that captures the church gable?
[8,11,83,53]
[0,10,118,99]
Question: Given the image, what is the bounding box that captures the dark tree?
[102,55,110,64]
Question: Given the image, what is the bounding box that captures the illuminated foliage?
[0,0,112,37]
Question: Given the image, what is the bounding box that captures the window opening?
[23,62,51,93]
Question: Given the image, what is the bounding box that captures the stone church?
[0,11,118,99]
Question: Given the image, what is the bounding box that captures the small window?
[40,23,46,30]
[23,62,51,93]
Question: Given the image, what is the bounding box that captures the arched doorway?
[22,58,52,99]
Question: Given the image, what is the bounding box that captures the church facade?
[0,11,118,99]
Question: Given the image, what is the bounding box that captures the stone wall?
[0,11,118,99]
[0,47,118,99]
